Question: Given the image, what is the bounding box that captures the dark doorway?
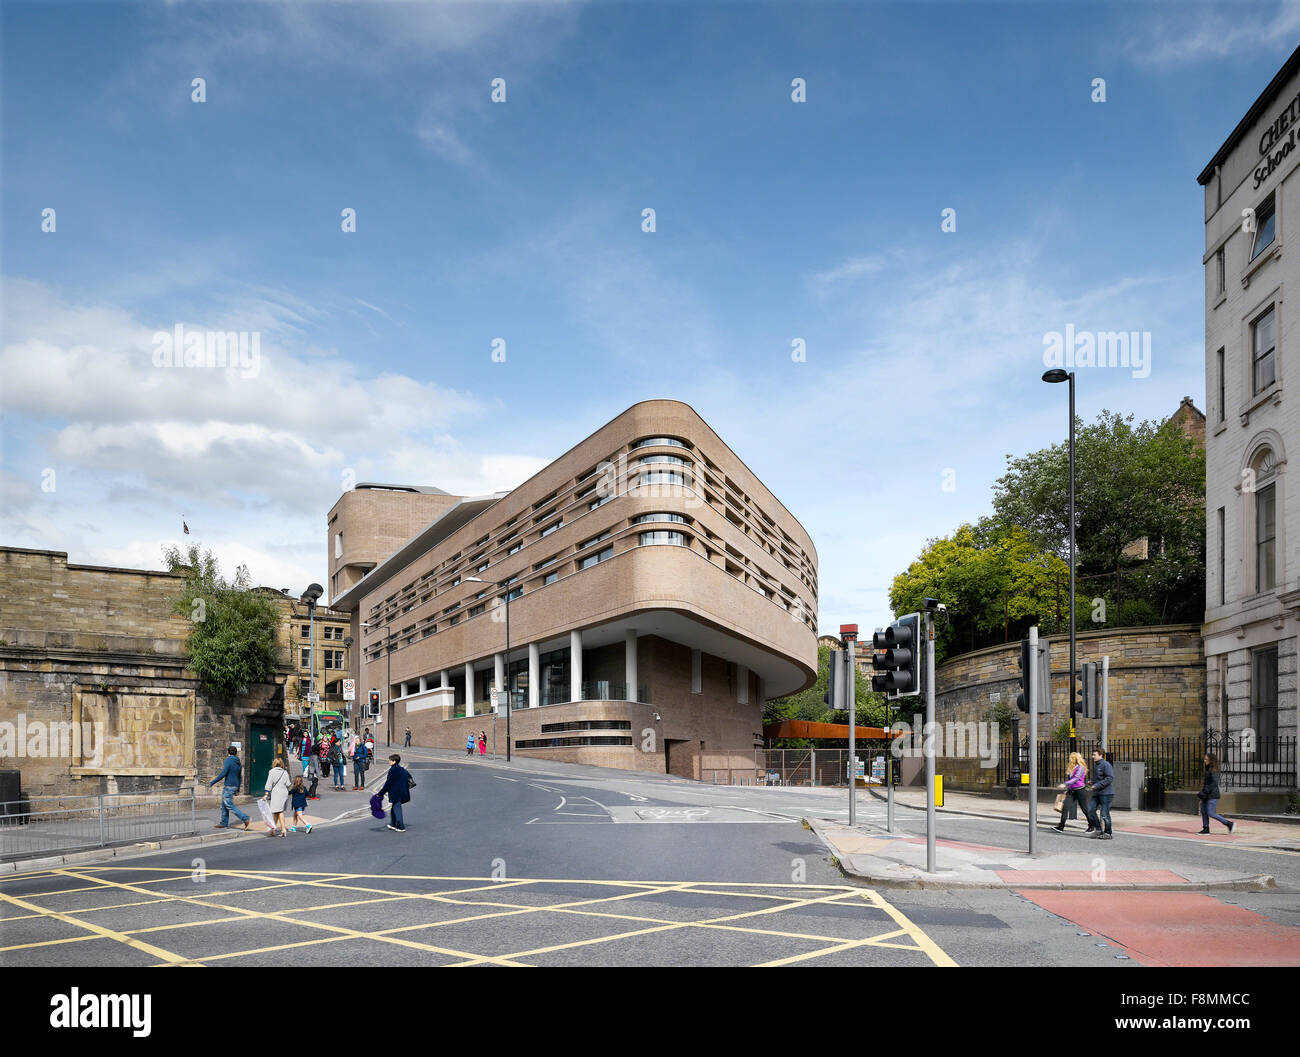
[249,724,276,794]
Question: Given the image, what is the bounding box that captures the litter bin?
[1111,761,1144,810]
[1145,774,1165,812]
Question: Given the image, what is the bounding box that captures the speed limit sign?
[342,679,356,701]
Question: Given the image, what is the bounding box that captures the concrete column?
[440,670,449,689]
[570,629,583,702]
[464,661,475,717]
[737,665,749,705]
[625,630,638,701]
[691,649,703,694]
[529,643,540,709]
[418,675,427,694]
[494,653,505,693]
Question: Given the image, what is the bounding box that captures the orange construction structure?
[762,720,895,742]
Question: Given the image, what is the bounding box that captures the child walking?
[288,776,313,834]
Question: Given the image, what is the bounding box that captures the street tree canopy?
[885,409,1205,663]
[989,409,1205,625]
[764,644,891,745]
[163,544,282,699]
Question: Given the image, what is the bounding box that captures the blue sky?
[2,0,1297,633]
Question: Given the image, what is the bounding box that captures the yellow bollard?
[935,774,944,807]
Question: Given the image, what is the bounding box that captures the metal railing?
[994,735,1297,791]
[0,791,197,860]
[752,746,895,787]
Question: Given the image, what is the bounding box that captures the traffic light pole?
[843,628,857,829]
[1028,624,1040,856]
[924,610,936,873]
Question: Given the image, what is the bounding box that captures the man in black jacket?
[1088,750,1114,839]
[376,754,412,832]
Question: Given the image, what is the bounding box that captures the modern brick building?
[1199,45,1300,771]
[327,400,819,775]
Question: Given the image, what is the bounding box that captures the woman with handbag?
[1198,753,1236,834]
[1052,751,1097,833]
[263,756,291,837]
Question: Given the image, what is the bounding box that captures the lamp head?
[1041,369,1070,384]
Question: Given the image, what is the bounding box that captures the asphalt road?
[1,751,1297,967]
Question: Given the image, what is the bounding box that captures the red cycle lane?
[1016,891,1300,967]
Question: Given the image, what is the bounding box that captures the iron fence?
[0,791,197,860]
[751,746,895,787]
[994,735,1296,791]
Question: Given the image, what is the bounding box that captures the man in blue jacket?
[376,754,412,832]
[209,746,249,830]
[1088,749,1114,840]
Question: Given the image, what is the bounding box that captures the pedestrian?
[376,753,412,832]
[364,728,375,758]
[353,736,369,789]
[287,750,304,783]
[288,776,312,834]
[1198,753,1237,834]
[264,756,291,837]
[1088,749,1114,840]
[478,730,487,757]
[208,745,250,831]
[1053,751,1097,833]
[404,727,412,748]
[306,750,321,799]
[330,736,346,789]
[466,731,476,757]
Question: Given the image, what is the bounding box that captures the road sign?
[491,690,507,711]
[342,679,355,701]
[307,692,320,703]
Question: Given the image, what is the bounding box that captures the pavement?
[806,785,1297,890]
[0,769,390,875]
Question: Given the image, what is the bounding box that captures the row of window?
[364,433,815,635]
[301,648,346,669]
[299,623,347,640]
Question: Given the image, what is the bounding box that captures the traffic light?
[368,688,380,717]
[1016,638,1031,713]
[871,613,920,699]
[1016,637,1051,713]
[1079,662,1101,719]
[824,649,845,709]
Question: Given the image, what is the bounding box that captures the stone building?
[1199,45,1300,777]
[327,399,819,776]
[0,547,286,801]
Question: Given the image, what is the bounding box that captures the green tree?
[764,644,889,746]
[162,544,282,699]
[889,522,1071,663]
[989,410,1205,623]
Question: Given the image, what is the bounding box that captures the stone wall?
[0,548,286,800]
[935,624,1205,738]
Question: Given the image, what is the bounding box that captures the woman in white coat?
[264,756,291,837]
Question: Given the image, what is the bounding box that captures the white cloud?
[0,277,549,593]
[1126,0,1300,65]
[808,253,886,294]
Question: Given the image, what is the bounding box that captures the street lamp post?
[1042,369,1077,753]
[301,584,324,739]
[343,635,354,730]
[465,576,513,762]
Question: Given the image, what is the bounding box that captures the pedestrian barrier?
[0,791,197,860]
